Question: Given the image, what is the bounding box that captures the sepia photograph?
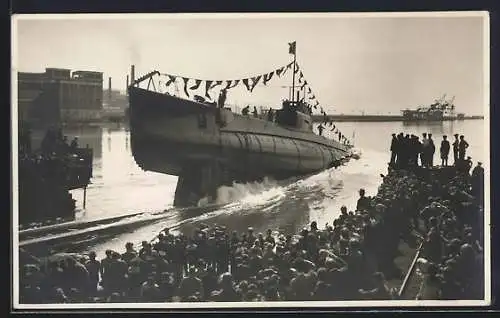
[11,12,490,309]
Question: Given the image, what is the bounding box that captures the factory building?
[17,67,103,125]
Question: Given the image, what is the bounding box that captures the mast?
[292,52,296,103]
[289,41,297,103]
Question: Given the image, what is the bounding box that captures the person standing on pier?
[465,156,473,174]
[458,135,469,160]
[440,135,450,166]
[390,133,398,165]
[356,188,371,212]
[252,106,259,118]
[85,251,101,296]
[452,134,460,164]
[428,134,435,167]
[471,162,484,205]
[421,133,429,167]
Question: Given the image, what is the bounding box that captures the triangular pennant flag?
[298,71,304,82]
[182,77,190,97]
[314,101,320,106]
[313,105,318,109]
[301,80,308,89]
[165,75,177,87]
[250,75,262,92]
[276,67,284,77]
[307,87,312,94]
[242,78,252,91]
[205,81,213,99]
[263,72,274,85]
[190,79,202,90]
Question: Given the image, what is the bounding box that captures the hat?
[478,162,482,165]
[454,134,459,137]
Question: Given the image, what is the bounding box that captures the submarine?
[128,59,353,207]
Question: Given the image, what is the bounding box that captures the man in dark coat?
[390,133,398,165]
[452,134,460,164]
[458,135,469,160]
[428,133,436,167]
[440,135,450,166]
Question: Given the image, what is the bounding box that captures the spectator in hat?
[390,133,398,165]
[458,135,469,160]
[440,135,450,166]
[121,242,137,264]
[85,251,100,296]
[356,188,370,212]
[100,250,113,292]
[428,133,435,167]
[471,161,484,201]
[465,156,473,174]
[452,134,460,164]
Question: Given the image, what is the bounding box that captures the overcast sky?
[13,13,487,115]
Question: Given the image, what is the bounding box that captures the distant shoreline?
[311,115,484,123]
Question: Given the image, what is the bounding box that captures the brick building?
[17,67,103,125]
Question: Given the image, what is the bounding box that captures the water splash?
[215,177,283,206]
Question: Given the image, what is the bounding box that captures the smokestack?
[108,77,112,100]
[126,75,129,96]
[130,65,135,86]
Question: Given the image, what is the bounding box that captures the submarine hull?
[129,87,351,206]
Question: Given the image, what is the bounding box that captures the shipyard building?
[18,68,104,125]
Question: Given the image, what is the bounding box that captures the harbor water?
[53,119,486,257]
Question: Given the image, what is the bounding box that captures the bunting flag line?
[182,77,190,97]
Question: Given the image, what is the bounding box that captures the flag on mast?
[288,41,296,55]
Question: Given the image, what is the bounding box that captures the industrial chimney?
[126,75,130,96]
[108,77,112,101]
[130,65,135,86]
